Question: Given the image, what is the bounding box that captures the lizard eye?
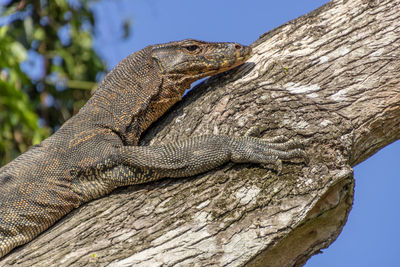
[185,45,200,52]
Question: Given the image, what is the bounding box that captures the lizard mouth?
[163,44,252,84]
[194,50,252,79]
[239,47,252,62]
[221,45,252,71]
[208,45,252,76]
[215,54,252,75]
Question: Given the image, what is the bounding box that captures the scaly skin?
[0,39,305,258]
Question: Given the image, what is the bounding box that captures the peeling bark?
[1,0,399,266]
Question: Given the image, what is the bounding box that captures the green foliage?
[0,0,107,165]
[0,26,48,162]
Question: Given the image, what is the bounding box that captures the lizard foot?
[231,129,308,174]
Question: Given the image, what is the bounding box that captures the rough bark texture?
[1,0,399,266]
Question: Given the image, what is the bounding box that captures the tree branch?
[2,0,399,266]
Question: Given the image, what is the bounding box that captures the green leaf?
[33,28,46,41]
[0,26,8,38]
[10,42,27,62]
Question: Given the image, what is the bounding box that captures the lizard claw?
[261,157,283,175]
[233,132,308,174]
[244,126,263,137]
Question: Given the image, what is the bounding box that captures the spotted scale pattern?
[0,39,305,258]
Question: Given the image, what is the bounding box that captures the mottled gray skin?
[0,39,305,258]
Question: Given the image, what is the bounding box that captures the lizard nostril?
[234,44,242,50]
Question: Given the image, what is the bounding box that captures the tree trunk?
[2,0,399,266]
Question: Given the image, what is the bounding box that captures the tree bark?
[2,0,399,266]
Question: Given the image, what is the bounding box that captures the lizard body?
[0,39,305,258]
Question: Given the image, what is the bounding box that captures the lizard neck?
[80,47,187,146]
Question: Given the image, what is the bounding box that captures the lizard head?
[150,39,252,86]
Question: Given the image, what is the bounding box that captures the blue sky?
[90,1,400,265]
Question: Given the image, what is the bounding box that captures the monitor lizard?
[0,39,305,258]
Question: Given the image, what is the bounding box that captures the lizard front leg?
[108,135,306,186]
